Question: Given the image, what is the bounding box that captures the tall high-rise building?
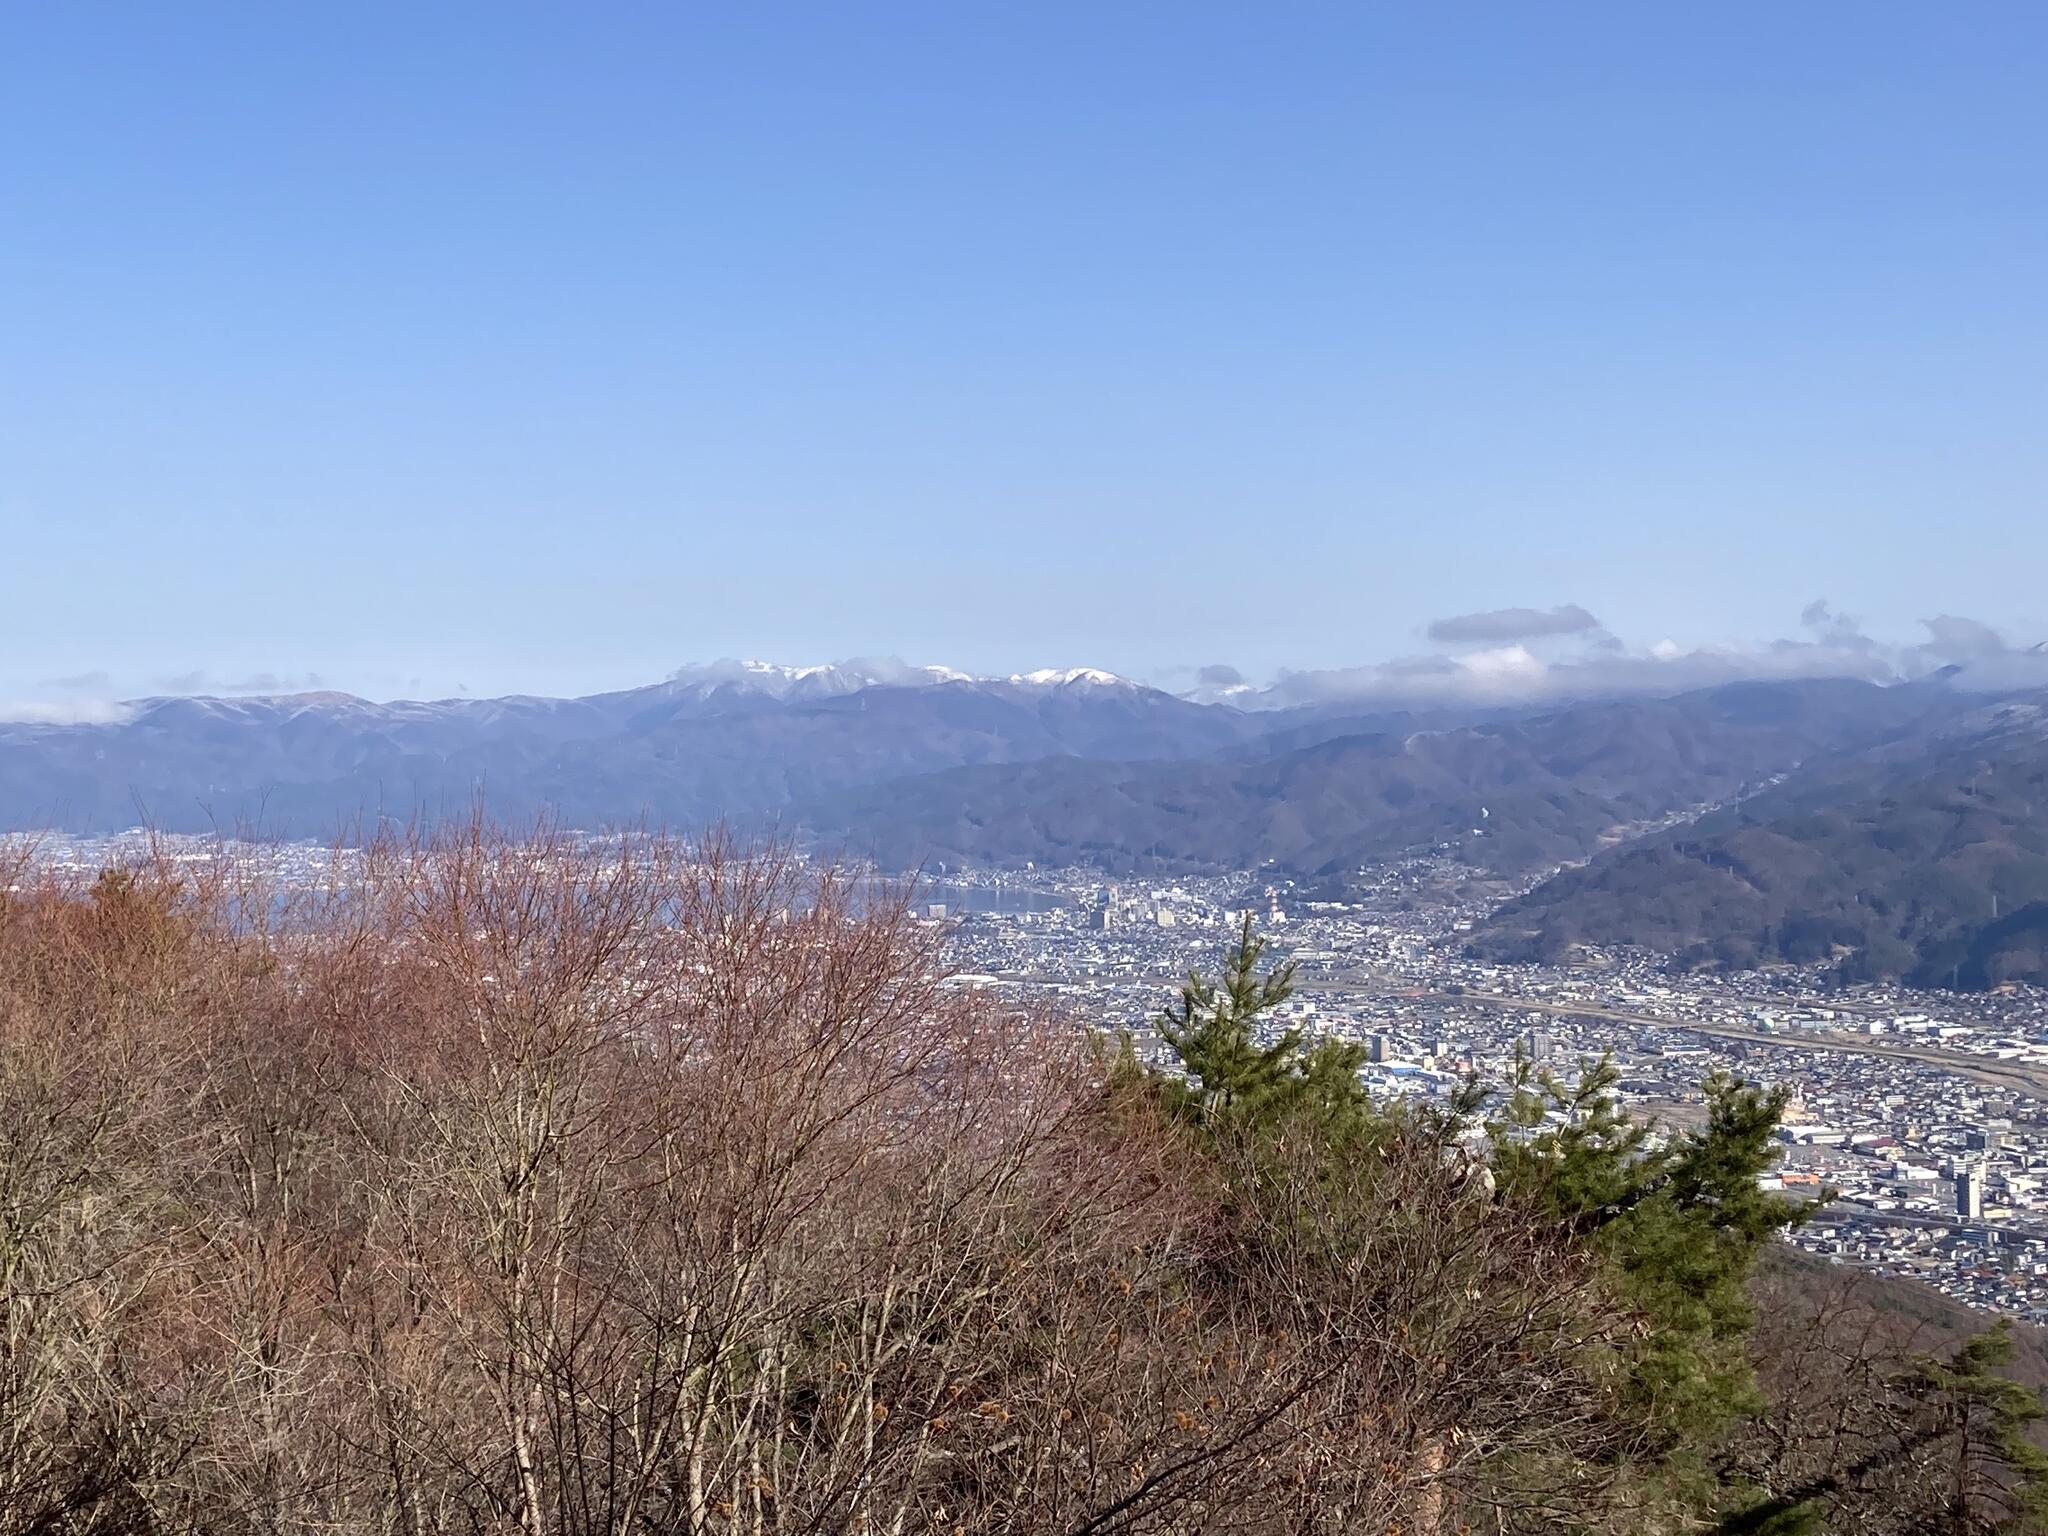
[1958,1163,1985,1220]
[1090,886,1115,932]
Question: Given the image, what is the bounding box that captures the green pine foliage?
[1904,1323,2048,1532]
[1153,912,1370,1138]
[1720,1321,2048,1533]
[1491,1056,1811,1482]
[1149,922,2048,1531]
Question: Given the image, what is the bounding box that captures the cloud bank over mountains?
[1238,601,2047,711]
[0,697,141,726]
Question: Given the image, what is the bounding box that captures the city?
[928,854,2048,1320]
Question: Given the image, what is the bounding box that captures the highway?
[1357,987,2048,1101]
[1019,964,2048,1101]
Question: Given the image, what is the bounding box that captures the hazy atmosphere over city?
[7,6,2048,1534]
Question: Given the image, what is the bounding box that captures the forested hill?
[1465,695,2048,988]
[796,678,1961,876]
[1,672,1966,878]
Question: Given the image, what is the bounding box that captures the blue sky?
[4,3,2045,705]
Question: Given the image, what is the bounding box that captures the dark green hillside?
[1466,699,2048,987]
[802,678,1956,876]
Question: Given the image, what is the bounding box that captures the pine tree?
[1154,913,1368,1136]
[1720,1322,2048,1533]
[1915,1323,2048,1533]
[1491,1057,1809,1504]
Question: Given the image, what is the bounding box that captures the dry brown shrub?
[0,819,1639,1536]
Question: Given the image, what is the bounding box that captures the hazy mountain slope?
[1464,696,2048,987]
[0,672,1263,837]
[0,672,1996,888]
[522,678,1269,830]
[1761,1244,2048,1389]
[799,679,1957,876]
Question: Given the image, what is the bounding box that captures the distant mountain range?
[796,678,1965,877]
[0,653,1979,840]
[11,659,2048,986]
[0,662,1261,838]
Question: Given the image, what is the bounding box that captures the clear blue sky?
[4,3,2045,703]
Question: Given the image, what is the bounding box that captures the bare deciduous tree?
[0,819,1676,1535]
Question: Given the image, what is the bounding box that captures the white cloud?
[0,698,137,726]
[1241,603,2046,711]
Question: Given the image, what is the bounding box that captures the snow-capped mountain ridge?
[0,655,1265,839]
[15,661,1159,734]
[662,657,1138,700]
[1007,667,1130,688]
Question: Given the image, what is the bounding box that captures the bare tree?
[0,819,1691,1535]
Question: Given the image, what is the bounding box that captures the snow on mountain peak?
[664,658,1133,697]
[666,657,960,697]
[1008,667,1131,688]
